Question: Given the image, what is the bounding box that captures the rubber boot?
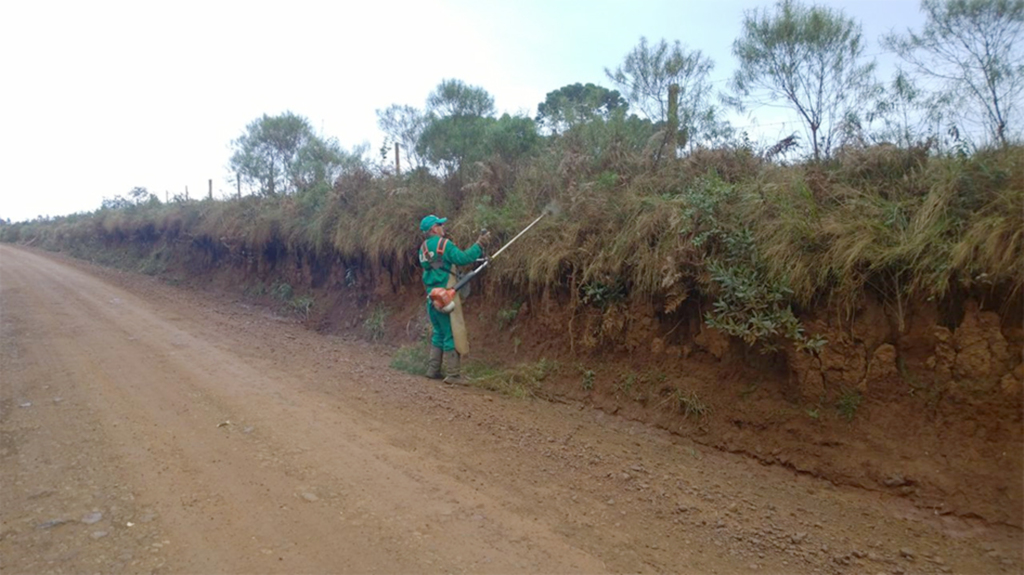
[426,346,444,380]
[443,351,466,386]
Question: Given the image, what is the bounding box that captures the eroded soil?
[1,245,1021,574]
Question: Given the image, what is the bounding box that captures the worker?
[418,214,489,385]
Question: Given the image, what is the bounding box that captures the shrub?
[363,305,389,342]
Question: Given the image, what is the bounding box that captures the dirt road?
[1,245,1020,574]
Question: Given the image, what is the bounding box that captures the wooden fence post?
[208,179,213,200]
[667,83,680,159]
[395,143,401,176]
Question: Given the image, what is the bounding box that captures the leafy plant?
[685,175,826,354]
[497,302,522,330]
[836,390,863,421]
[679,389,709,419]
[290,295,314,321]
[580,281,626,308]
[271,281,294,301]
[363,304,389,342]
[580,367,596,391]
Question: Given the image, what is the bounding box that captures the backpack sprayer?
[428,204,557,313]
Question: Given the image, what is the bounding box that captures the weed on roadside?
[675,389,710,419]
[138,250,167,276]
[836,390,862,421]
[363,304,389,341]
[290,295,315,321]
[579,366,596,391]
[496,302,522,331]
[464,359,557,399]
[270,281,294,301]
[657,386,710,419]
[244,281,268,297]
[390,341,429,376]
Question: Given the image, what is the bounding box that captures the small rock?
[90,531,108,539]
[19,402,31,408]
[899,548,915,560]
[851,549,865,558]
[791,532,808,544]
[138,513,157,524]
[607,499,615,505]
[82,512,103,524]
[37,519,68,530]
[243,426,255,434]
[748,563,759,570]
[728,502,738,512]
[300,493,318,502]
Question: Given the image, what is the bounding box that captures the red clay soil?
[2,244,1020,574]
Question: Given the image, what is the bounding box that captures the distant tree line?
[220,0,1021,198]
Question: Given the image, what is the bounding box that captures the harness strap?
[420,238,450,271]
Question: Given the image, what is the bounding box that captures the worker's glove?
[475,229,491,246]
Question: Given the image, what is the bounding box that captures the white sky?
[0,0,924,222]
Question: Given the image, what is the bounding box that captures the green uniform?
[420,235,482,351]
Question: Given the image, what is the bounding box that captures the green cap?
[419,214,447,232]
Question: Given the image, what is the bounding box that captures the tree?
[861,70,938,147]
[486,113,542,166]
[536,83,627,134]
[101,187,159,210]
[376,104,428,170]
[416,115,494,177]
[417,80,498,176]
[426,78,496,118]
[605,37,719,148]
[229,112,346,196]
[884,0,1024,146]
[730,0,876,160]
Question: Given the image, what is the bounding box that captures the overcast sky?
[0,0,925,222]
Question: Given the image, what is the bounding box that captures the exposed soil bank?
[18,238,1024,528]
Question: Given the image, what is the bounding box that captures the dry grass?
[4,143,1021,324]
